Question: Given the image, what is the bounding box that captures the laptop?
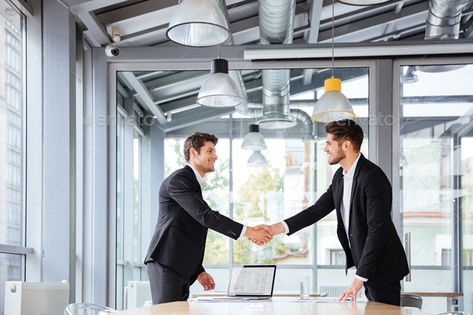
[224,264,277,300]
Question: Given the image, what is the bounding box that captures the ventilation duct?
[425,0,471,40]
[257,0,297,129]
[290,109,317,143]
[421,0,471,73]
[246,104,316,141]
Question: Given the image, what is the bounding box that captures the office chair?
[64,303,116,315]
[400,293,423,310]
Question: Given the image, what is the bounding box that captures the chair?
[400,293,423,310]
[64,303,116,315]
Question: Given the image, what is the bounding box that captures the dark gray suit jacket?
[145,165,243,283]
[284,154,409,286]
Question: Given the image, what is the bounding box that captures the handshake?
[243,223,286,245]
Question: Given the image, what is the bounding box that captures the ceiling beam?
[71,10,110,46]
[244,40,473,60]
[161,107,235,132]
[317,0,429,42]
[119,72,167,124]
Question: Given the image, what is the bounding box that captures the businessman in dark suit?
[266,119,409,306]
[144,132,272,304]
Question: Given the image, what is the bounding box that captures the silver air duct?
[257,0,297,129]
[421,0,471,73]
[246,104,316,141]
[425,0,471,39]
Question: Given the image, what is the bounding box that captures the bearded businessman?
[265,120,409,306]
[144,132,272,304]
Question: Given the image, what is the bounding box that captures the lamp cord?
[331,0,335,78]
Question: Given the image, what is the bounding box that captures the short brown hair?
[183,132,218,162]
[325,119,363,151]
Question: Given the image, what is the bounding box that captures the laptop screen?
[227,265,276,297]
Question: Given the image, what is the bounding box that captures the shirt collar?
[343,153,361,179]
[188,164,206,190]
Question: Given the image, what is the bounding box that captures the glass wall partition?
[115,84,147,310]
[397,63,473,314]
[159,67,370,296]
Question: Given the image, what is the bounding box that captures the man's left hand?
[338,278,364,302]
[197,272,215,291]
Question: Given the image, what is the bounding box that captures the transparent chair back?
[64,303,116,315]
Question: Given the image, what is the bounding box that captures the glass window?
[0,2,26,313]
[232,138,314,265]
[132,130,142,265]
[164,138,231,265]
[399,64,473,315]
[0,0,24,247]
[116,112,125,309]
[162,67,370,295]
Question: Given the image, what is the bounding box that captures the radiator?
[126,281,151,309]
[4,281,69,315]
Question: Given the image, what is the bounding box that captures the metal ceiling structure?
[63,0,473,134]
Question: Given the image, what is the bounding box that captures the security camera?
[105,45,120,57]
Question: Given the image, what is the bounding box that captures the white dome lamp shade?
[247,150,267,168]
[166,0,231,47]
[311,77,356,124]
[241,124,267,151]
[197,58,244,107]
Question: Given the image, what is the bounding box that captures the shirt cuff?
[239,225,247,239]
[281,221,290,234]
[355,274,368,282]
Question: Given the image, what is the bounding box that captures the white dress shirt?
[188,164,247,238]
[340,154,361,246]
[340,154,367,282]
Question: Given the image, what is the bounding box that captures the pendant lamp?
[247,150,267,168]
[167,0,231,47]
[197,58,244,107]
[241,124,267,151]
[312,0,355,123]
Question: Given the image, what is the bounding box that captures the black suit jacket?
[144,165,243,282]
[285,154,409,286]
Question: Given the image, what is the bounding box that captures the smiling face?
[324,133,346,165]
[191,141,218,175]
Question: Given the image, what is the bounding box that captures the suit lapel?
[348,154,365,219]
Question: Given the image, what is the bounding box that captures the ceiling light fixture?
[241,124,267,151]
[167,0,231,47]
[197,58,244,107]
[247,150,268,168]
[311,0,355,124]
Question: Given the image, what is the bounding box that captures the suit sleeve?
[168,173,243,240]
[355,170,392,279]
[284,185,335,235]
[191,265,206,284]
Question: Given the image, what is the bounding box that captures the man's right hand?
[244,226,272,245]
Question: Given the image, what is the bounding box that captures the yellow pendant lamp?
[312,0,355,124]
